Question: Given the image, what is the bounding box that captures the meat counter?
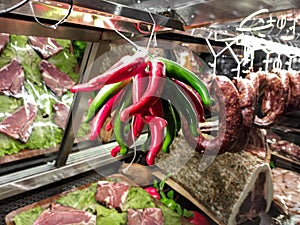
[0,1,299,225]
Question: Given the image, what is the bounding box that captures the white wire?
[147,12,156,50]
[121,76,138,174]
[121,115,138,174]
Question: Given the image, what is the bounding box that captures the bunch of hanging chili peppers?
[71,50,214,165]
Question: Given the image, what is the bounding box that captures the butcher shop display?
[2,1,300,225]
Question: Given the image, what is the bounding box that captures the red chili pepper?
[131,70,149,138]
[144,115,167,165]
[132,98,163,139]
[148,97,163,117]
[105,119,113,131]
[111,145,121,157]
[132,70,149,103]
[89,91,122,141]
[188,211,209,225]
[172,78,205,122]
[71,51,148,92]
[120,60,166,122]
[144,187,160,200]
[132,114,145,138]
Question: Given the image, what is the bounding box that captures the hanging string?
[105,18,142,51]
[29,0,73,30]
[146,12,157,50]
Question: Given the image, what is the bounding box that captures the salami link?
[196,75,243,154]
[254,73,286,127]
[286,70,300,111]
[276,70,291,108]
[229,78,256,153]
[234,77,256,128]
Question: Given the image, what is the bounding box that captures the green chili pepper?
[113,85,133,155]
[157,57,214,106]
[172,103,181,135]
[160,191,178,211]
[163,78,199,137]
[161,99,178,153]
[84,79,131,122]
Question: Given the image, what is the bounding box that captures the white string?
[147,12,157,50]
[121,76,137,174]
[121,115,138,174]
[111,23,141,51]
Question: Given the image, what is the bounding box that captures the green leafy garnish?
[13,206,44,225]
[123,187,156,210]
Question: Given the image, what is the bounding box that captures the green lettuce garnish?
[13,206,44,225]
[123,187,156,210]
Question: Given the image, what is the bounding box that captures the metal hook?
[29,0,73,30]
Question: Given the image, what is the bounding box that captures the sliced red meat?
[236,172,268,224]
[53,102,70,129]
[29,36,63,59]
[33,204,96,225]
[39,60,75,97]
[143,208,164,225]
[0,33,9,53]
[127,209,143,225]
[0,102,37,142]
[0,59,25,98]
[127,208,164,225]
[95,181,129,210]
[272,168,300,215]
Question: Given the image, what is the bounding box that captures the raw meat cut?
[53,102,70,129]
[0,59,25,97]
[0,102,37,142]
[0,33,9,53]
[95,181,129,210]
[127,208,164,225]
[272,167,300,215]
[33,204,96,225]
[39,60,75,97]
[29,36,63,59]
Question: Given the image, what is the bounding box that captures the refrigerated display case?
[0,1,299,225]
